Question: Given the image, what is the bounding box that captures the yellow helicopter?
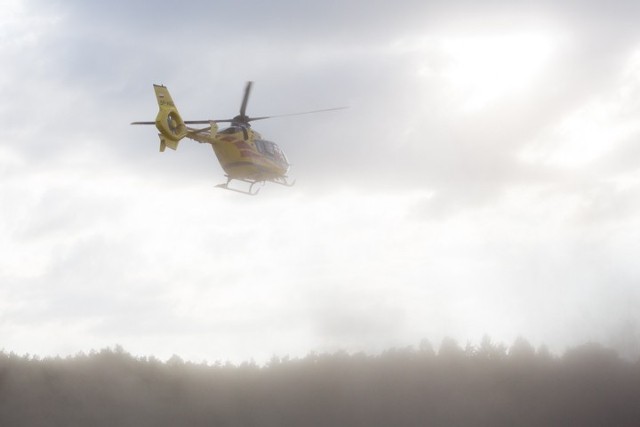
[132,82,344,195]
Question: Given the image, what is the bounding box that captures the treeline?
[1,338,640,426]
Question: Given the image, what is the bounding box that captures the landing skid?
[271,177,296,187]
[215,176,295,195]
[215,179,263,196]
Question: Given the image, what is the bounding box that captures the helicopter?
[132,82,345,195]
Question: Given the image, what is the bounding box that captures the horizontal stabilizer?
[159,134,179,152]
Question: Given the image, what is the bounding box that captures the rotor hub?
[232,115,251,126]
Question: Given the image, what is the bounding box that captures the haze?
[1,0,639,364]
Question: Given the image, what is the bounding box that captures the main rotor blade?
[169,104,347,127]
[190,126,213,134]
[134,119,239,125]
[247,106,349,122]
[239,81,253,118]
[184,119,237,124]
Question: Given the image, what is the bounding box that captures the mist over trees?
[1,338,639,427]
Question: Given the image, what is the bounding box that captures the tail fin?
[153,85,187,152]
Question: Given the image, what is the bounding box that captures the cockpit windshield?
[255,139,288,166]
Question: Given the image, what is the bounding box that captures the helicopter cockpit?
[255,138,289,168]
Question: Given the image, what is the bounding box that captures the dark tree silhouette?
[1,339,639,427]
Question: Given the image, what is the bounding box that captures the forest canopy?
[1,338,639,427]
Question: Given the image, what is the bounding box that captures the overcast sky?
[1,0,640,363]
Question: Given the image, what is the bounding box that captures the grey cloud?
[8,0,640,216]
[4,0,640,362]
[17,0,640,195]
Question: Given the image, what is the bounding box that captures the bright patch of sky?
[521,48,640,168]
[439,33,556,111]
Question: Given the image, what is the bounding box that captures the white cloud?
[520,51,640,169]
[1,0,640,363]
[434,32,558,112]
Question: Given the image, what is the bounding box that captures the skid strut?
[215,176,295,195]
[216,179,261,196]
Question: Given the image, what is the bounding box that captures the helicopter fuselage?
[187,125,290,182]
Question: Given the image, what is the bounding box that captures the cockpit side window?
[264,141,275,155]
[255,139,274,155]
[255,139,287,165]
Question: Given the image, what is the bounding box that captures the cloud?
[2,0,640,363]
